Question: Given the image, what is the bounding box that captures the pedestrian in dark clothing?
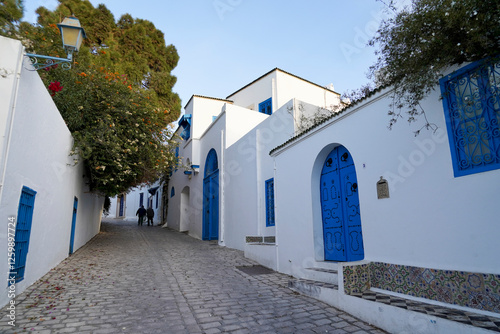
[136,205,146,226]
[147,207,154,226]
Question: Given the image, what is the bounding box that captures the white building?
[107,182,165,225]
[167,61,500,333]
[0,36,103,308]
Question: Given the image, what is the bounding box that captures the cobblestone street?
[0,220,385,334]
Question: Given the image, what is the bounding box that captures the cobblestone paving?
[0,220,386,334]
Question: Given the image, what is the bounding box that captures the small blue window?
[440,57,500,177]
[139,192,144,206]
[179,114,192,141]
[265,178,275,227]
[10,186,37,282]
[259,98,272,115]
[171,187,175,198]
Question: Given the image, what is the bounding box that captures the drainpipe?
[0,42,24,203]
[256,128,262,236]
[274,158,280,272]
[219,128,225,246]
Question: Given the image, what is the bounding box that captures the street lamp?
[26,15,86,71]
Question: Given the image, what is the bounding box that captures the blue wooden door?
[203,149,219,240]
[320,146,364,261]
[69,197,78,255]
[11,186,37,282]
[118,195,124,217]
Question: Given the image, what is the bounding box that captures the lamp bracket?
[25,53,72,71]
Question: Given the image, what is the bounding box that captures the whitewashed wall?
[107,182,164,224]
[223,101,295,251]
[273,86,500,276]
[0,37,103,308]
[227,69,340,114]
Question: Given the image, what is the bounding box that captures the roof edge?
[184,94,233,110]
[226,68,341,99]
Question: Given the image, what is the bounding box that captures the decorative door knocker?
[341,152,348,162]
[351,183,358,192]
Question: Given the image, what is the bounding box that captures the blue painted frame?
[139,192,144,207]
[259,98,272,115]
[11,186,37,282]
[170,187,175,198]
[69,197,78,255]
[439,57,500,177]
[265,178,275,227]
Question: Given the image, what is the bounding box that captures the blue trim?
[259,98,272,115]
[439,57,500,177]
[69,197,78,255]
[184,170,192,175]
[265,178,275,227]
[179,114,192,140]
[170,187,175,198]
[139,192,144,206]
[10,186,37,282]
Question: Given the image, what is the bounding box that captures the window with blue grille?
[440,57,500,177]
[10,186,37,282]
[179,114,192,140]
[259,98,272,115]
[265,178,275,227]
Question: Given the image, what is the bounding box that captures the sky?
[22,0,400,116]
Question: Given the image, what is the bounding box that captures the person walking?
[136,205,146,226]
[146,206,154,226]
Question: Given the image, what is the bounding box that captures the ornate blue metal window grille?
[440,57,500,177]
[265,178,275,227]
[171,187,175,198]
[259,98,272,115]
[11,186,37,282]
[179,114,192,141]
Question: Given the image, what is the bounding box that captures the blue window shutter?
[171,187,175,198]
[440,58,500,177]
[156,192,159,209]
[265,178,275,226]
[11,186,37,282]
[259,98,272,115]
[139,193,144,206]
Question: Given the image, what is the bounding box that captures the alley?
[0,220,385,334]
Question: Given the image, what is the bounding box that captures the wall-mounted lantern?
[26,15,86,70]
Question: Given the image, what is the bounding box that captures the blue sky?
[23,0,398,115]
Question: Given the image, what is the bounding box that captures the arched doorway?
[320,145,364,261]
[203,149,219,240]
[180,186,190,232]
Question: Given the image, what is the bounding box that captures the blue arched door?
[203,149,219,240]
[320,146,364,261]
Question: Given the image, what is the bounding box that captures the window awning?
[148,186,159,195]
[179,114,191,128]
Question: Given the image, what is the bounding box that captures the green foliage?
[1,0,181,196]
[0,0,23,34]
[369,0,500,130]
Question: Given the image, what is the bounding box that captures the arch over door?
[320,145,364,261]
[203,149,219,240]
